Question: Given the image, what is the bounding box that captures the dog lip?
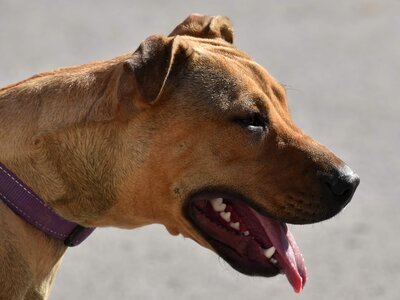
[186,199,281,277]
[184,187,278,220]
[184,187,307,293]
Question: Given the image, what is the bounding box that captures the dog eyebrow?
[252,97,268,117]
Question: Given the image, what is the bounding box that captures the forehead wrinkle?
[240,60,288,108]
[226,58,284,111]
[177,47,285,119]
[229,58,274,99]
[190,38,251,61]
[215,61,274,121]
[186,36,277,95]
[271,81,287,102]
[183,36,234,48]
[177,52,241,113]
[225,57,291,125]
[202,53,275,116]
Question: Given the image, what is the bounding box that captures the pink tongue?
[252,209,307,293]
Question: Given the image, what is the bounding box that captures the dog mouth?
[185,190,307,293]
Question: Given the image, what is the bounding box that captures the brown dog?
[0,14,359,299]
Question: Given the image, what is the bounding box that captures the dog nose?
[320,165,360,208]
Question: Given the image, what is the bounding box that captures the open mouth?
[185,190,307,293]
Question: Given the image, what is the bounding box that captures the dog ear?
[169,14,234,44]
[87,35,192,122]
[119,35,193,107]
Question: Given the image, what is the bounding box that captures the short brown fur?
[0,15,349,299]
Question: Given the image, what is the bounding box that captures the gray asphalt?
[1,1,399,299]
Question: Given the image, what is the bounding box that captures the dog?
[0,14,359,299]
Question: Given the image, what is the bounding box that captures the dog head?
[94,15,359,292]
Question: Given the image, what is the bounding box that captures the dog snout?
[319,165,360,209]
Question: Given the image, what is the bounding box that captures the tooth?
[270,258,278,264]
[218,203,227,211]
[264,247,276,259]
[230,222,240,230]
[211,197,223,205]
[220,212,231,222]
[210,198,226,212]
[243,231,250,236]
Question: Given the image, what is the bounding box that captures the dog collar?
[0,162,95,246]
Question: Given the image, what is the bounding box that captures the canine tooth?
[243,231,250,236]
[220,212,231,222]
[270,258,278,265]
[210,198,226,212]
[230,222,240,230]
[264,247,276,259]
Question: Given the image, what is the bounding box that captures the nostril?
[325,178,353,197]
[320,166,360,206]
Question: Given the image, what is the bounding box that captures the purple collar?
[0,162,94,246]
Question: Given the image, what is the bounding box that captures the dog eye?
[233,113,268,132]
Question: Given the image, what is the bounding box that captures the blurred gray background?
[1,0,399,299]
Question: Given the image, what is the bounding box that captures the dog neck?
[0,55,155,297]
[0,162,95,246]
[0,54,134,224]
